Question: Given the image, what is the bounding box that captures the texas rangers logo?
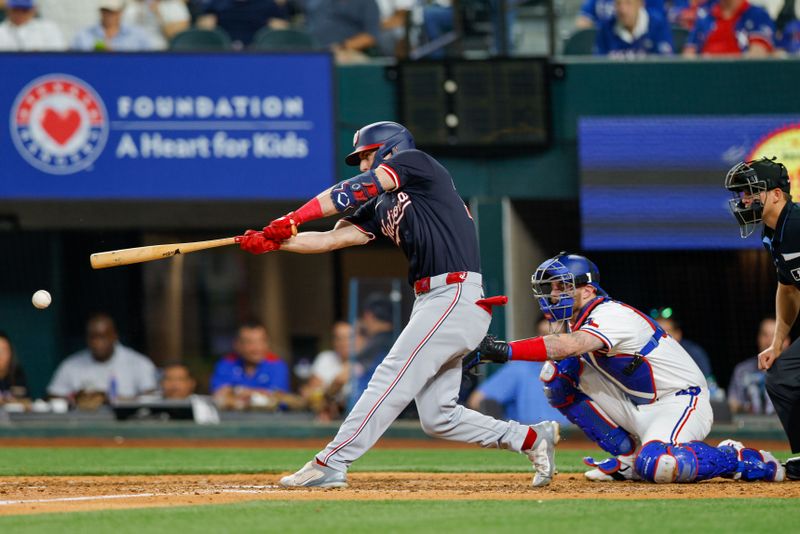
[10,74,108,175]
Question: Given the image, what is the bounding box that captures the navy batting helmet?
[531,252,607,323]
[345,121,415,169]
[725,157,790,238]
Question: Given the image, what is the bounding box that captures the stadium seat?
[169,28,232,51]
[249,28,316,51]
[671,26,689,53]
[562,28,596,55]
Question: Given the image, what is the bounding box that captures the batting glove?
[237,230,282,254]
[262,212,298,241]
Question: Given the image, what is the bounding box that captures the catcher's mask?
[532,253,607,326]
[725,157,790,238]
[345,121,415,170]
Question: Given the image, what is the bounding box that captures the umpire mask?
[725,158,790,238]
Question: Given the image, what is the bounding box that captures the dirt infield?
[1,472,798,516]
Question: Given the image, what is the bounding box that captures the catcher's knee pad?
[635,440,740,483]
[635,441,694,483]
[541,359,634,456]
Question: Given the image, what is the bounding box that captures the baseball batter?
[238,121,559,488]
[467,252,785,483]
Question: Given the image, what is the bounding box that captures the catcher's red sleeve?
[509,337,547,362]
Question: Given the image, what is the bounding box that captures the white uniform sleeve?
[578,302,653,355]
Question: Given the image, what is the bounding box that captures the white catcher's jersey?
[571,298,707,405]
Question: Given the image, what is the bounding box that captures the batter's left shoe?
[583,454,639,482]
[279,459,348,488]
[525,421,560,487]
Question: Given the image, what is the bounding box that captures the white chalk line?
[0,485,284,506]
[0,493,156,506]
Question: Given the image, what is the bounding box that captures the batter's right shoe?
[583,453,639,482]
[279,459,348,488]
[525,421,560,487]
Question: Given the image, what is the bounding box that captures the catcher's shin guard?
[635,441,741,483]
[718,440,786,482]
[540,358,634,456]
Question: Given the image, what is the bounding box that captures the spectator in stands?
[0,0,67,51]
[728,318,788,414]
[376,0,414,55]
[0,331,27,401]
[466,318,569,426]
[210,320,290,410]
[420,0,515,57]
[577,0,666,28]
[37,0,99,45]
[348,293,395,409]
[302,321,364,420]
[421,0,453,58]
[776,17,800,53]
[47,313,157,405]
[595,0,674,56]
[298,0,381,62]
[195,0,289,49]
[72,0,157,51]
[682,0,774,56]
[123,0,191,50]
[160,362,197,400]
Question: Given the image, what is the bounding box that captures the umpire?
[726,157,800,477]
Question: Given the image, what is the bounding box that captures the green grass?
[0,446,792,476]
[0,499,794,534]
[0,447,598,476]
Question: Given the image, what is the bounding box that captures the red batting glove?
[237,230,282,255]
[262,212,298,241]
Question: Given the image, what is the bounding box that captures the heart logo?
[41,108,81,146]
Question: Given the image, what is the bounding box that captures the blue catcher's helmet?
[345,121,415,169]
[531,252,607,323]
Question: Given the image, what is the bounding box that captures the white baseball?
[32,290,52,309]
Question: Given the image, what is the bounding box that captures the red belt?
[414,271,468,295]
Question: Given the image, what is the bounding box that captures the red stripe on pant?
[671,396,698,444]
[322,284,463,465]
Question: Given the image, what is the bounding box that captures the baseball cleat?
[279,460,348,488]
[526,421,560,487]
[583,454,639,482]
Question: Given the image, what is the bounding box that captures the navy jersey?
[343,149,481,285]
[762,202,800,287]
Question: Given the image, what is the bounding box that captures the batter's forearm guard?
[330,170,385,212]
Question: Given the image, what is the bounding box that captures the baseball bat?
[90,236,239,269]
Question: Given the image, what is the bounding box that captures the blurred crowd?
[0,0,797,61]
[574,0,798,57]
[0,299,783,423]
